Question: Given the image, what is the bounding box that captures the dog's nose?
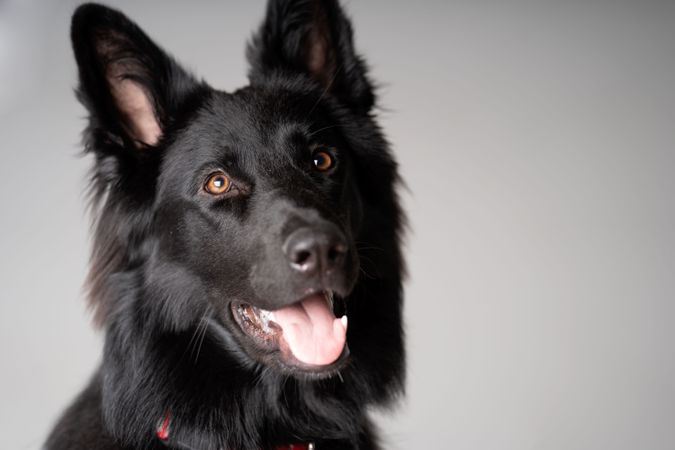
[283,226,347,275]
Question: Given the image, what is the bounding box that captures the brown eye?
[204,172,231,195]
[312,150,334,171]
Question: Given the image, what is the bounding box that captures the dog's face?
[72,1,402,390]
[151,88,362,372]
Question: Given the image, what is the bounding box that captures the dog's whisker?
[356,244,386,253]
[175,306,214,373]
[358,266,375,280]
[186,319,204,354]
[192,314,210,364]
[356,253,380,279]
[169,312,209,378]
[307,124,340,138]
[189,308,213,363]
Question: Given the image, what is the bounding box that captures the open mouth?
[231,291,349,371]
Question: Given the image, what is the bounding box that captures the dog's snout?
[283,226,347,275]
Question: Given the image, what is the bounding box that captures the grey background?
[1,0,674,449]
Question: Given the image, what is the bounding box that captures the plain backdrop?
[1,0,675,449]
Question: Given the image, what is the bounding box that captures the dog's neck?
[100,310,367,449]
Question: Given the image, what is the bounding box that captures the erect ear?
[247,0,375,115]
[71,3,203,149]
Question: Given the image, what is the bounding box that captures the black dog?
[46,1,404,449]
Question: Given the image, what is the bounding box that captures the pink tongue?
[272,294,346,366]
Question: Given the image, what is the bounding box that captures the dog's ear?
[71,5,207,327]
[71,3,202,150]
[247,0,375,114]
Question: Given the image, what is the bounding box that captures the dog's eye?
[204,172,231,195]
[312,150,334,172]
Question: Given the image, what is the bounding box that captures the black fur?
[46,2,404,449]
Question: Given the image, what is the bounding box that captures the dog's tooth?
[340,315,348,331]
[259,309,273,328]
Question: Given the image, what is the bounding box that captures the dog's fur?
[46,2,404,449]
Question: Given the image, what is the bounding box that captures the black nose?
[283,226,347,275]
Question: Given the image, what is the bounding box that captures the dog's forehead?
[169,88,328,163]
[165,87,335,173]
[205,88,320,146]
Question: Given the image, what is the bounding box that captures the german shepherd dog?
[46,1,404,448]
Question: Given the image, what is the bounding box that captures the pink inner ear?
[307,34,327,77]
[109,77,161,147]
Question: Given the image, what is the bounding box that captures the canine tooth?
[340,315,348,330]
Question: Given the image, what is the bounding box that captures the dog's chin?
[222,290,350,379]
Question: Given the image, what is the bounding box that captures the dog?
[46,1,405,448]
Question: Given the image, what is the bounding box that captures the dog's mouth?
[230,291,349,371]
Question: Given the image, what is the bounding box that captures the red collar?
[156,412,315,450]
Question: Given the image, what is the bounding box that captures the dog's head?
[73,0,403,386]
